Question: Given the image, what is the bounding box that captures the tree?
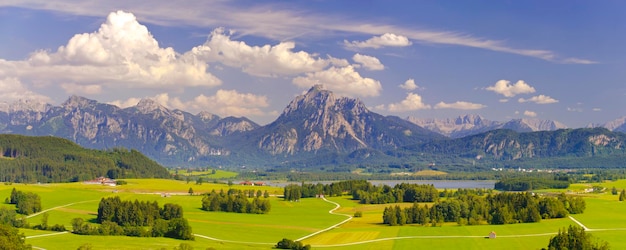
[211,169,217,175]
[196,177,204,185]
[620,189,626,201]
[188,187,194,196]
[227,180,233,187]
[611,186,618,195]
[546,225,609,250]
[0,223,30,250]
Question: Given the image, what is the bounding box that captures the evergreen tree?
[620,189,626,201]
[0,224,31,250]
[546,225,609,250]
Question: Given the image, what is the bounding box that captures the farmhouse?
[83,176,116,186]
[239,181,265,186]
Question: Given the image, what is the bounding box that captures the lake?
[263,180,496,189]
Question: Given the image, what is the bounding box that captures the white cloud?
[0,77,51,103]
[388,93,431,112]
[399,78,418,91]
[434,101,486,110]
[0,1,595,63]
[15,11,221,89]
[109,98,141,109]
[344,33,412,49]
[110,90,269,117]
[518,95,558,104]
[523,110,537,117]
[486,80,536,97]
[499,99,509,103]
[61,83,102,95]
[567,107,583,112]
[592,108,602,112]
[352,53,384,71]
[292,66,382,97]
[191,28,334,77]
[186,90,269,117]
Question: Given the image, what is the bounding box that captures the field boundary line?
[295,197,352,242]
[25,231,68,239]
[310,232,559,248]
[27,200,99,218]
[193,233,274,245]
[568,215,590,231]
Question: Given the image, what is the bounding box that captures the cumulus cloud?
[18,11,221,89]
[523,110,537,117]
[499,99,509,103]
[344,33,412,49]
[110,90,269,117]
[388,93,431,112]
[0,77,51,103]
[190,28,335,77]
[518,95,558,104]
[486,80,536,97]
[352,53,384,70]
[292,66,382,97]
[434,101,486,110]
[399,78,418,91]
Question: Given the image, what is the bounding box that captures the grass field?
[169,169,239,179]
[3,179,626,249]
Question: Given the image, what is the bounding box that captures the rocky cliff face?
[251,85,441,155]
[0,96,258,165]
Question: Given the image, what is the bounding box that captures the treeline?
[7,188,41,215]
[283,180,369,201]
[0,134,170,183]
[201,189,271,214]
[495,176,570,191]
[70,196,194,240]
[383,192,585,226]
[353,183,439,204]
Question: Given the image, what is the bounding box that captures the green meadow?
[2,179,626,249]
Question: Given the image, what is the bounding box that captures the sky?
[0,1,625,128]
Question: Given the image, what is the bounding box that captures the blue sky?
[0,1,624,127]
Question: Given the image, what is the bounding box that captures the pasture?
[2,179,626,249]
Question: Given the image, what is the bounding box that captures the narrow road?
[295,197,352,242]
[26,200,99,218]
[568,215,590,231]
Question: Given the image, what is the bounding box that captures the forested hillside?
[0,134,170,183]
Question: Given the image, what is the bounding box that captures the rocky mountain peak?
[197,111,219,121]
[136,98,168,114]
[62,95,97,109]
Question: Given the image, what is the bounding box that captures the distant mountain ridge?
[2,88,626,169]
[0,95,258,166]
[407,114,568,138]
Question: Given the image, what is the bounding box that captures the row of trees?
[91,196,192,240]
[7,188,42,215]
[383,192,585,226]
[283,180,369,201]
[494,176,570,191]
[201,189,271,214]
[71,217,194,240]
[353,183,439,204]
[97,197,183,226]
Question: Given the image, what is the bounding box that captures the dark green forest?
[0,134,170,183]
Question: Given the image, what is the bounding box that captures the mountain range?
[407,115,568,138]
[2,85,626,170]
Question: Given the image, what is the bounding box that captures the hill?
[0,134,170,183]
